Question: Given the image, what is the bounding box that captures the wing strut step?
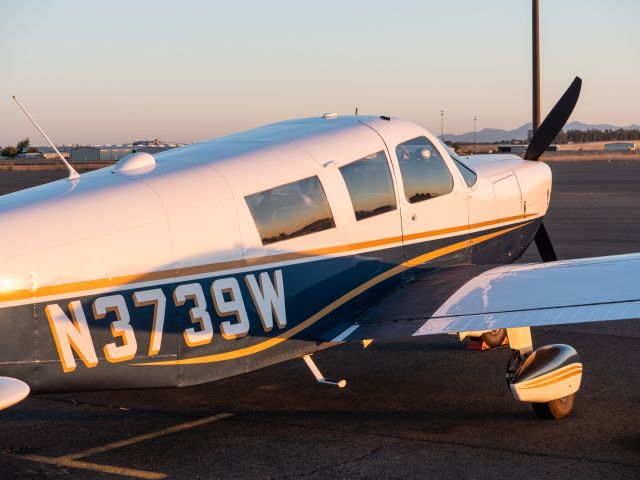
[302,354,346,388]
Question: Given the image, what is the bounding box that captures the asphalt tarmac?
[1,161,639,479]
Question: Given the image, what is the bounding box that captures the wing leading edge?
[328,253,640,342]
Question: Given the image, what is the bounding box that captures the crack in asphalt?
[31,395,228,420]
[267,445,387,479]
[238,416,640,471]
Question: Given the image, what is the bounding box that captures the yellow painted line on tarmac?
[18,412,234,479]
[65,412,234,459]
[20,455,166,479]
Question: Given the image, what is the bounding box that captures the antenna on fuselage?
[355,107,358,115]
[11,96,80,181]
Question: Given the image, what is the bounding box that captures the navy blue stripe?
[0,218,540,392]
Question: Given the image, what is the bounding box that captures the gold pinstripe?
[0,214,539,305]
[517,363,583,390]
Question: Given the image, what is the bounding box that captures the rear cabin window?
[339,151,397,221]
[395,136,454,203]
[245,176,336,245]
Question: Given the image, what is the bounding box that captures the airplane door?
[395,137,470,266]
[362,120,469,268]
[294,123,404,315]
[335,148,405,311]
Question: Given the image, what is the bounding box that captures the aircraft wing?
[326,253,640,342]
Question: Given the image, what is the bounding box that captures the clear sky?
[1,0,638,145]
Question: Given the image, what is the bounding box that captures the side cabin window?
[339,151,397,221]
[245,176,336,245]
[395,136,454,203]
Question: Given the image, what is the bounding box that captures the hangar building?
[70,146,133,162]
[604,142,636,152]
[70,144,183,162]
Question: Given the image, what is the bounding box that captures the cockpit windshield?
[438,140,478,188]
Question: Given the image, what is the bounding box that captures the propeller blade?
[524,76,582,161]
[534,222,558,262]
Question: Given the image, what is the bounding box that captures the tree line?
[1,138,38,158]
[552,129,640,144]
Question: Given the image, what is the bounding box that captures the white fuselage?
[0,115,551,392]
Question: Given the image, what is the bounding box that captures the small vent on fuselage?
[113,152,156,175]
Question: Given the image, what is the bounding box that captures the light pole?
[440,110,445,141]
[473,116,478,152]
[532,0,540,134]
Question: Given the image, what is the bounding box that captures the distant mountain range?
[444,121,640,143]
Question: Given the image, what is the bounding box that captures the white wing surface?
[417,253,640,335]
[327,253,640,342]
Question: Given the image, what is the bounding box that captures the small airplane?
[1,77,638,419]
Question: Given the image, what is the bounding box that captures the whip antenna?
[11,96,80,181]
